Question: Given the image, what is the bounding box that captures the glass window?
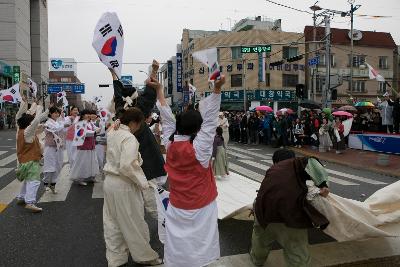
[231,74,242,87]
[351,80,366,92]
[231,47,242,60]
[60,77,70,83]
[320,54,335,67]
[379,56,388,69]
[378,82,387,93]
[283,47,298,59]
[349,55,366,67]
[266,73,270,87]
[282,74,298,87]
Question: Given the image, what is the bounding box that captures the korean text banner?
[92,12,124,78]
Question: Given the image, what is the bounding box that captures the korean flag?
[92,12,124,79]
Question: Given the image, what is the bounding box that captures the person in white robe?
[43,106,69,193]
[218,112,230,147]
[157,76,226,267]
[103,107,162,267]
[65,106,79,167]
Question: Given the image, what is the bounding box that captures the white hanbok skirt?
[164,200,220,267]
[69,149,99,181]
[43,146,64,173]
[66,140,77,166]
[308,181,400,242]
[95,144,105,171]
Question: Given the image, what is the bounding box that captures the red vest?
[165,140,217,210]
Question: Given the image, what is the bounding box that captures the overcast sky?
[48,0,400,107]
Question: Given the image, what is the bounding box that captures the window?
[316,77,325,92]
[283,47,298,59]
[231,74,243,87]
[217,48,220,62]
[379,56,388,69]
[266,73,270,87]
[60,77,70,83]
[282,74,298,87]
[349,55,366,67]
[231,47,242,60]
[320,54,335,67]
[351,80,366,92]
[378,82,387,93]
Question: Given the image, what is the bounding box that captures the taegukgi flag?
[0,83,21,104]
[92,12,124,78]
[28,77,38,97]
[192,48,221,81]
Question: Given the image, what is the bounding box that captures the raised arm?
[24,106,49,143]
[193,76,225,168]
[155,77,176,149]
[16,96,28,121]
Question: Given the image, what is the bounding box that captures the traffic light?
[331,89,338,100]
[286,55,303,62]
[296,84,306,99]
[269,60,284,67]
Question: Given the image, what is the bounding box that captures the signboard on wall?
[50,58,77,74]
[205,89,296,102]
[168,60,173,95]
[176,53,183,92]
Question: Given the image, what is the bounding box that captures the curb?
[291,147,400,178]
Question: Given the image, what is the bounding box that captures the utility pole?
[310,2,322,102]
[243,58,247,111]
[349,0,355,95]
[323,15,331,108]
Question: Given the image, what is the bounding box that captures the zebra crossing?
[0,143,394,213]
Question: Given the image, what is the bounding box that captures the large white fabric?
[192,48,220,81]
[66,140,77,166]
[43,146,63,175]
[69,150,99,181]
[92,12,124,78]
[103,174,159,266]
[95,144,105,171]
[164,200,220,267]
[157,93,222,168]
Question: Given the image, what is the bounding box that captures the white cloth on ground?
[164,200,220,267]
[103,174,159,266]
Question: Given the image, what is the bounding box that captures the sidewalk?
[291,146,400,178]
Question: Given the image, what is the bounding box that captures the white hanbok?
[307,181,400,242]
[158,93,222,267]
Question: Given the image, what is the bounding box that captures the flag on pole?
[0,84,21,103]
[57,91,68,108]
[92,95,103,103]
[28,78,38,97]
[189,83,197,98]
[192,48,220,82]
[92,12,124,79]
[366,63,385,82]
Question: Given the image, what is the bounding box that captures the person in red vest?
[155,75,225,267]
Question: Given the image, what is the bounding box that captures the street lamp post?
[349,0,355,95]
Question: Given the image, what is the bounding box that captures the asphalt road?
[0,129,398,267]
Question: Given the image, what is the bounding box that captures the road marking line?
[325,169,387,185]
[39,164,72,203]
[229,146,272,158]
[0,151,7,156]
[0,167,14,178]
[0,203,7,213]
[248,148,261,151]
[0,179,21,210]
[243,160,359,186]
[92,178,104,198]
[229,163,265,182]
[227,151,252,159]
[0,153,17,167]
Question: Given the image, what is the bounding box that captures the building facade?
[181,28,305,110]
[48,58,82,108]
[0,0,49,88]
[304,27,398,105]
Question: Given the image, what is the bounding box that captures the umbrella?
[355,101,375,108]
[338,105,357,112]
[255,106,273,112]
[332,111,353,118]
[299,100,321,109]
[277,108,294,115]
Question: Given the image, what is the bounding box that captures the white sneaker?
[45,186,51,192]
[50,186,58,194]
[25,204,42,213]
[138,258,163,266]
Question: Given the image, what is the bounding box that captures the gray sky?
[48,0,400,107]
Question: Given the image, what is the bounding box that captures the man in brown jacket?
[250,149,330,267]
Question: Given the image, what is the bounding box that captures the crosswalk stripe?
[229,146,272,158]
[246,160,359,186]
[0,179,21,211]
[92,179,104,198]
[39,164,72,203]
[247,148,261,151]
[325,169,387,185]
[0,153,17,167]
[227,151,252,159]
[229,163,265,182]
[0,167,14,178]
[0,151,7,157]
